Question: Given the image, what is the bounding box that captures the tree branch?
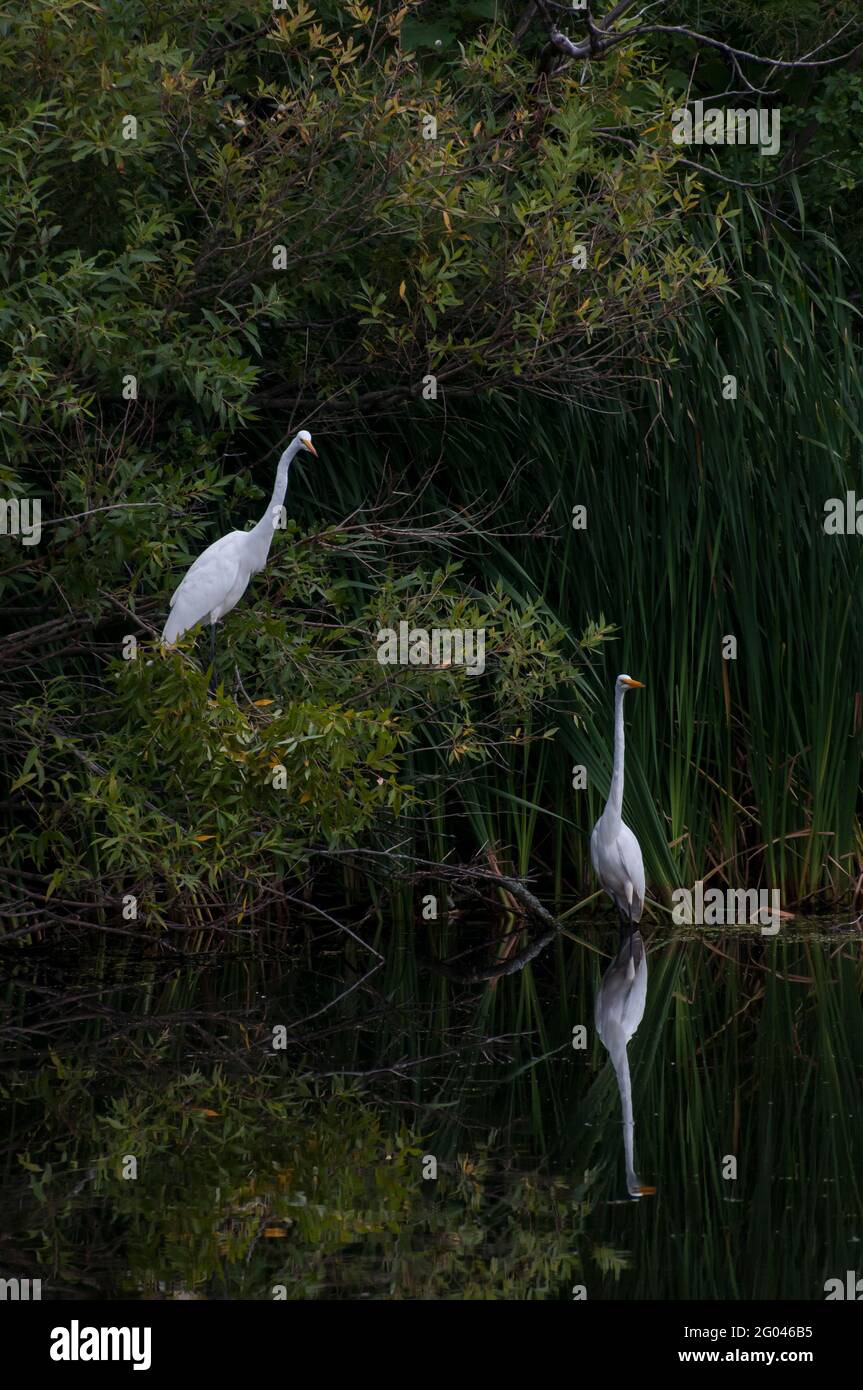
[523,2,862,81]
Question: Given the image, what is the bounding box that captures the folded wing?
[162,532,244,643]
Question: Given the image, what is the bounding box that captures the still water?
[1,919,860,1299]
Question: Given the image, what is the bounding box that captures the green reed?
[290,221,863,908]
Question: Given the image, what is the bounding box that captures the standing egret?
[162,431,317,687]
[595,929,655,1198]
[590,674,646,943]
[591,673,653,1197]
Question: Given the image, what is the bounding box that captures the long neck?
[612,1041,634,1131]
[606,684,626,823]
[247,440,299,564]
[623,1119,639,1195]
[612,1043,639,1193]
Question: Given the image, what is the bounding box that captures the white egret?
[162,430,317,685]
[595,928,655,1198]
[590,674,646,938]
[591,672,653,1197]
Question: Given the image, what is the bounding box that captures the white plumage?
[162,533,249,645]
[591,671,654,1198]
[595,929,654,1198]
[590,673,646,926]
[162,431,317,674]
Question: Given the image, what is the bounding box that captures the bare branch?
[523,1,862,82]
[624,24,862,71]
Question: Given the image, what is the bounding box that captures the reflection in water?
[595,930,655,1199]
[1,922,861,1298]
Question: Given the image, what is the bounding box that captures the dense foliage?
[1,0,861,929]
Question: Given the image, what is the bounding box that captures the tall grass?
[8,918,856,1299]
[286,225,863,909]
[566,930,863,1298]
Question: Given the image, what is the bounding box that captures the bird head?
[297,429,317,457]
[617,674,645,692]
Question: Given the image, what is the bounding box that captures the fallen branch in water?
[315,846,567,985]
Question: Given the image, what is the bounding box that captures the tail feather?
[161,611,186,645]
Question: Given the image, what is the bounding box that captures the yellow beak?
[305,441,318,457]
[622,677,645,689]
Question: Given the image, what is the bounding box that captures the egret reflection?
[595,928,656,1200]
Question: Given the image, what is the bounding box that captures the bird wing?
[595,951,635,1044]
[616,822,646,922]
[623,940,648,1039]
[168,532,243,607]
[596,932,648,1047]
[162,533,244,643]
[591,815,634,917]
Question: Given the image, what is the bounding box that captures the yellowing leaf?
[253,698,274,707]
[195,834,216,842]
[399,279,407,300]
[442,209,452,232]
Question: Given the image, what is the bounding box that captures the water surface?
[1,917,860,1299]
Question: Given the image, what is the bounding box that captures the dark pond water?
[1,918,861,1299]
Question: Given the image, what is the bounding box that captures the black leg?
[208,624,217,695]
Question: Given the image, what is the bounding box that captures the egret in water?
[591,672,654,1197]
[162,431,317,686]
[590,674,646,941]
[595,928,655,1198]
